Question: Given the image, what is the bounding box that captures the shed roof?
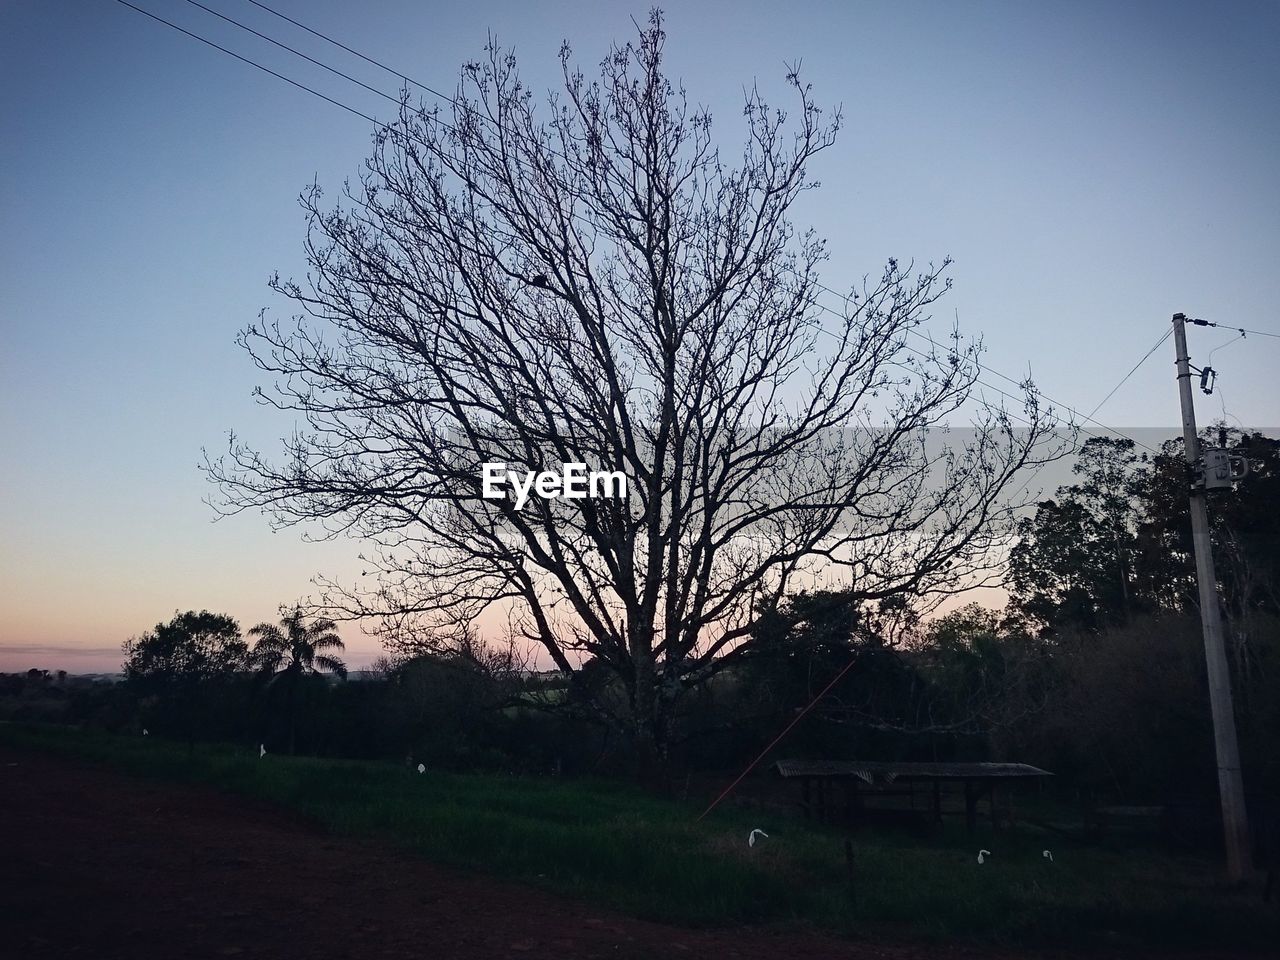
[774,760,1052,784]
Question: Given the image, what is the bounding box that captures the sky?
[2,0,1278,673]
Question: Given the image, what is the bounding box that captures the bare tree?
[208,13,1063,769]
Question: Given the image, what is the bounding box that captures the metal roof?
[774,760,1052,784]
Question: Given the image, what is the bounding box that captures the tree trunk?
[628,652,672,788]
[286,670,298,755]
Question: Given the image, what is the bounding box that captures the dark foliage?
[121,610,250,746]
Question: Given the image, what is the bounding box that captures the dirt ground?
[0,746,1254,960]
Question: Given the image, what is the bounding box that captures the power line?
[228,1,1165,452]
[1215,379,1247,433]
[255,0,1163,454]
[180,0,401,108]
[1001,327,1184,507]
[1205,329,1247,369]
[1085,327,1171,422]
[115,0,1159,456]
[245,0,461,110]
[809,279,1162,451]
[114,0,380,125]
[166,3,1278,441]
[119,0,1211,597]
[804,298,1161,453]
[1189,318,1280,340]
[1001,318,1267,509]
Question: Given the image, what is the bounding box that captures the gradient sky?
[2,0,1278,673]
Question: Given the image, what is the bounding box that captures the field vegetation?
[3,723,1275,952]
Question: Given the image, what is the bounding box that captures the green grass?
[4,722,1276,951]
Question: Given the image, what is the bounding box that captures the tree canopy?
[1011,430,1280,632]
[122,610,247,690]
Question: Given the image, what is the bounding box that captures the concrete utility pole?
[1171,312,1251,882]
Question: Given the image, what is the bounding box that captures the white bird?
[1042,849,1054,862]
[977,849,992,864]
[748,828,769,848]
[417,763,426,774]
[142,728,149,736]
[259,744,266,758]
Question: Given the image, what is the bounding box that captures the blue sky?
[2,0,1278,671]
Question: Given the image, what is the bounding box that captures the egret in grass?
[417,763,426,774]
[748,828,769,847]
[977,849,991,864]
[1043,849,1054,862]
[260,743,266,758]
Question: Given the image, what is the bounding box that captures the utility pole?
[1171,312,1250,882]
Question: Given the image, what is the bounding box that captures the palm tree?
[249,607,347,754]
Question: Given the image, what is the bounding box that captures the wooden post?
[844,838,857,904]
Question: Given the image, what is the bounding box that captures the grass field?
[3,722,1275,952]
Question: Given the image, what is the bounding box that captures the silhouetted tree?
[249,607,347,754]
[1010,437,1145,630]
[913,603,1049,757]
[1135,429,1280,618]
[209,12,1062,772]
[122,610,247,747]
[1014,430,1280,637]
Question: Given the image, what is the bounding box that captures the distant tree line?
[6,429,1276,810]
[113,606,347,755]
